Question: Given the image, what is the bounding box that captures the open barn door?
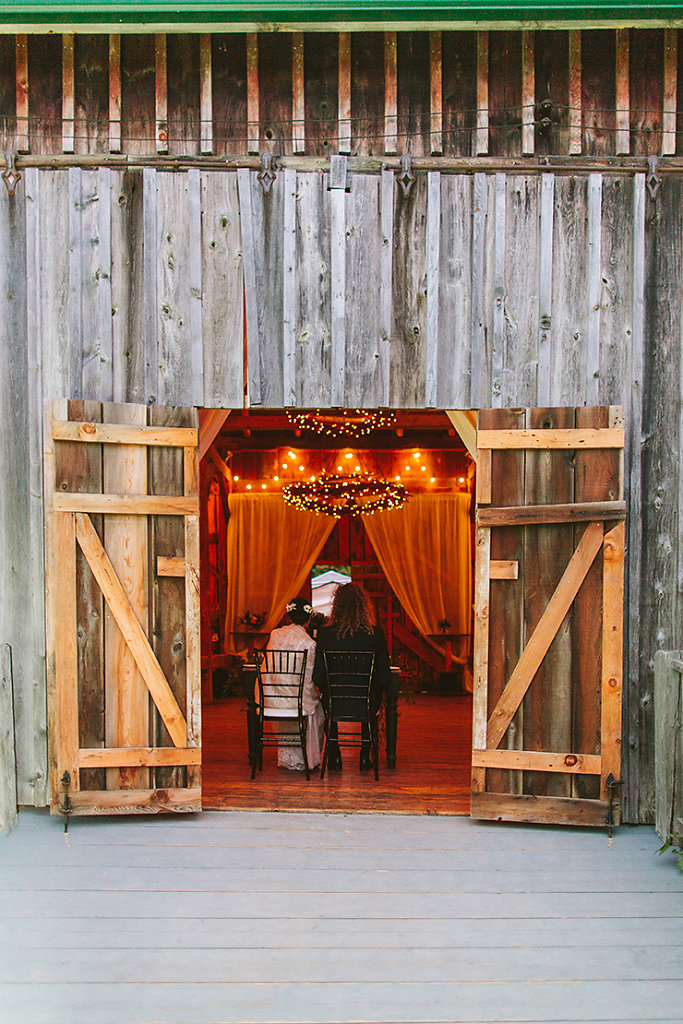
[44,400,201,816]
[471,407,625,826]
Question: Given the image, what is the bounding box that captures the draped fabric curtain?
[225,494,334,655]
[363,492,472,640]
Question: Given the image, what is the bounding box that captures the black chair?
[320,650,379,781]
[252,649,310,781]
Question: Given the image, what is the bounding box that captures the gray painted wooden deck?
[0,810,681,1024]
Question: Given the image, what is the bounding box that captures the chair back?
[323,650,375,723]
[255,648,308,716]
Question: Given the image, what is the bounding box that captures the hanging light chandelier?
[282,470,408,518]
[285,408,396,440]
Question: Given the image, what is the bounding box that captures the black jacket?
[312,624,391,713]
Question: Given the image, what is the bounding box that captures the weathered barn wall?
[2,162,681,821]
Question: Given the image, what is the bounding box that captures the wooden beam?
[75,511,188,747]
[155,34,168,154]
[246,33,259,154]
[615,28,630,155]
[338,32,351,154]
[486,522,605,749]
[157,556,186,577]
[490,560,519,580]
[199,33,213,155]
[198,409,231,461]
[470,526,491,798]
[662,29,678,156]
[430,31,443,156]
[15,34,29,153]
[108,34,121,153]
[477,428,624,450]
[521,30,535,156]
[54,512,80,789]
[472,748,601,774]
[476,32,489,155]
[54,494,199,516]
[62,34,75,154]
[384,32,398,155]
[0,645,18,835]
[67,788,201,814]
[476,448,492,504]
[471,791,608,826]
[446,410,477,462]
[568,29,582,155]
[292,32,305,154]
[478,500,626,527]
[53,421,198,447]
[600,521,625,800]
[79,747,201,768]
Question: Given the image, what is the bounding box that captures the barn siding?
[2,164,682,822]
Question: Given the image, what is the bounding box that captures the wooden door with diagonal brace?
[471,407,625,826]
[44,400,201,816]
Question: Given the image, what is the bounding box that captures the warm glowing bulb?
[311,475,316,481]
[288,451,295,459]
[344,452,352,459]
[430,477,435,483]
[413,452,420,459]
[262,483,267,490]
[282,463,288,470]
[421,465,426,472]
[234,474,239,481]
[405,465,411,472]
[246,484,252,490]
[337,465,343,472]
[273,475,279,482]
[459,477,465,483]
[395,475,401,481]
[355,465,360,472]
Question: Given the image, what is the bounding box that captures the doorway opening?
[199,409,475,813]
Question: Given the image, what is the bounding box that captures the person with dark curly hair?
[312,582,391,771]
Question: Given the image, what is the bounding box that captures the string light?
[283,473,408,518]
[421,465,426,472]
[413,452,421,459]
[285,408,397,439]
[261,483,267,489]
[273,475,279,482]
[246,483,252,490]
[234,474,239,481]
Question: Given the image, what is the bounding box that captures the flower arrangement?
[437,618,452,634]
[287,601,312,614]
[238,610,266,630]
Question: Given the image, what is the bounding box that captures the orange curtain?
[225,494,335,655]
[363,492,472,639]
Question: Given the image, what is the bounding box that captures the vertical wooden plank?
[73,35,108,156]
[437,175,472,409]
[110,170,144,403]
[491,173,506,407]
[68,167,84,396]
[502,175,541,408]
[662,29,678,156]
[167,35,200,157]
[476,448,492,506]
[582,30,616,156]
[303,33,337,158]
[16,34,29,153]
[121,35,154,157]
[523,407,575,799]
[568,30,582,155]
[601,521,625,801]
[330,157,347,405]
[40,171,71,401]
[246,33,259,154]
[211,34,247,157]
[282,167,297,407]
[390,174,427,407]
[470,172,487,406]
[598,175,634,405]
[184,444,201,794]
[630,29,664,158]
[537,174,555,407]
[155,34,168,154]
[379,168,394,408]
[74,168,114,402]
[471,524,491,798]
[199,33,213,155]
[292,33,305,154]
[442,31,477,158]
[345,174,383,407]
[616,29,630,155]
[201,172,243,408]
[396,32,430,157]
[108,34,121,153]
[156,173,194,406]
[143,167,158,404]
[384,32,398,155]
[188,168,204,407]
[476,31,489,156]
[62,34,75,154]
[294,171,332,407]
[0,645,17,833]
[54,511,80,791]
[236,168,260,405]
[351,34,384,157]
[430,32,443,156]
[425,171,440,408]
[521,30,535,156]
[586,173,603,407]
[259,34,293,156]
[550,176,589,407]
[338,32,351,154]
[103,403,149,791]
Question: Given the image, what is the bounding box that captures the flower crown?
[286,601,312,615]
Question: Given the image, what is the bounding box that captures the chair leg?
[320,724,329,780]
[371,721,379,781]
[300,717,310,781]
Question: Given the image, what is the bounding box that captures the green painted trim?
[0,1,682,32]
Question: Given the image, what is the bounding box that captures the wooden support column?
[521,30,535,156]
[338,32,351,154]
[430,32,443,156]
[384,32,398,155]
[109,34,121,153]
[246,33,259,155]
[615,29,630,155]
[62,34,75,153]
[568,30,582,155]
[292,33,305,154]
[476,32,489,156]
[155,34,168,154]
[199,34,213,155]
[15,34,29,153]
[662,29,678,156]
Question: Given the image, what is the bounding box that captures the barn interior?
[199,408,475,813]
